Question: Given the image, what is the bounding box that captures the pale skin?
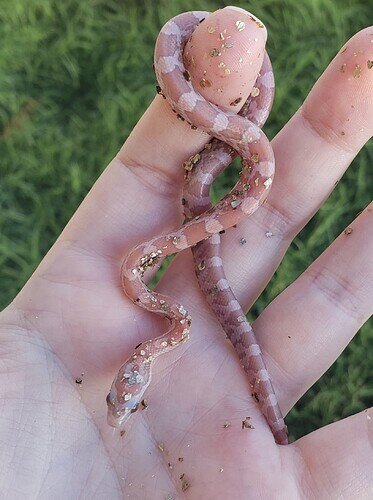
[0,6,372,499]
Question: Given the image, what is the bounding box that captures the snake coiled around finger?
[106,10,288,446]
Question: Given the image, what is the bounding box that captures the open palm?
[0,8,372,499]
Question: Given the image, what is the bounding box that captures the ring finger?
[254,202,373,414]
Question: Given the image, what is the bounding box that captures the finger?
[157,27,372,409]
[212,26,373,310]
[288,408,373,499]
[44,7,267,261]
[253,203,373,414]
[157,28,372,329]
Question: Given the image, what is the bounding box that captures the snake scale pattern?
[106,10,288,446]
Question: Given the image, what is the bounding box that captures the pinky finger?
[287,408,373,499]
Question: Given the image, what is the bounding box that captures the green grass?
[0,0,371,440]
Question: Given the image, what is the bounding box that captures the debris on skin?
[75,372,84,385]
[235,20,246,32]
[223,421,231,428]
[120,430,125,437]
[184,153,201,171]
[165,495,174,500]
[242,416,255,429]
[240,238,247,245]
[181,478,190,492]
[197,260,206,270]
[252,392,259,403]
[344,227,353,235]
[141,399,148,409]
[178,457,184,462]
[251,86,260,97]
[219,467,224,472]
[230,97,242,106]
[158,442,165,452]
[200,78,212,88]
[340,64,346,73]
[353,63,361,78]
[210,48,221,57]
[168,462,173,470]
[265,231,273,238]
[368,60,373,69]
[288,335,291,339]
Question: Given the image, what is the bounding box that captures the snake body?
[106,10,288,445]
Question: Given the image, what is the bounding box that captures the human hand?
[0,6,372,499]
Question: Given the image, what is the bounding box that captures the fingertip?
[303,26,373,149]
[184,6,268,111]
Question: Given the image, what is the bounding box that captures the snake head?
[106,390,140,429]
[106,356,151,430]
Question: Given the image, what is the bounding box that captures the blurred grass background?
[0,0,371,440]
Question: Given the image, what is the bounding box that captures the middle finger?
[219,26,372,310]
[163,27,371,339]
[159,26,372,412]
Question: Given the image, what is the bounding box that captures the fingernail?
[184,6,268,111]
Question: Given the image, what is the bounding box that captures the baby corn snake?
[106,10,288,445]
